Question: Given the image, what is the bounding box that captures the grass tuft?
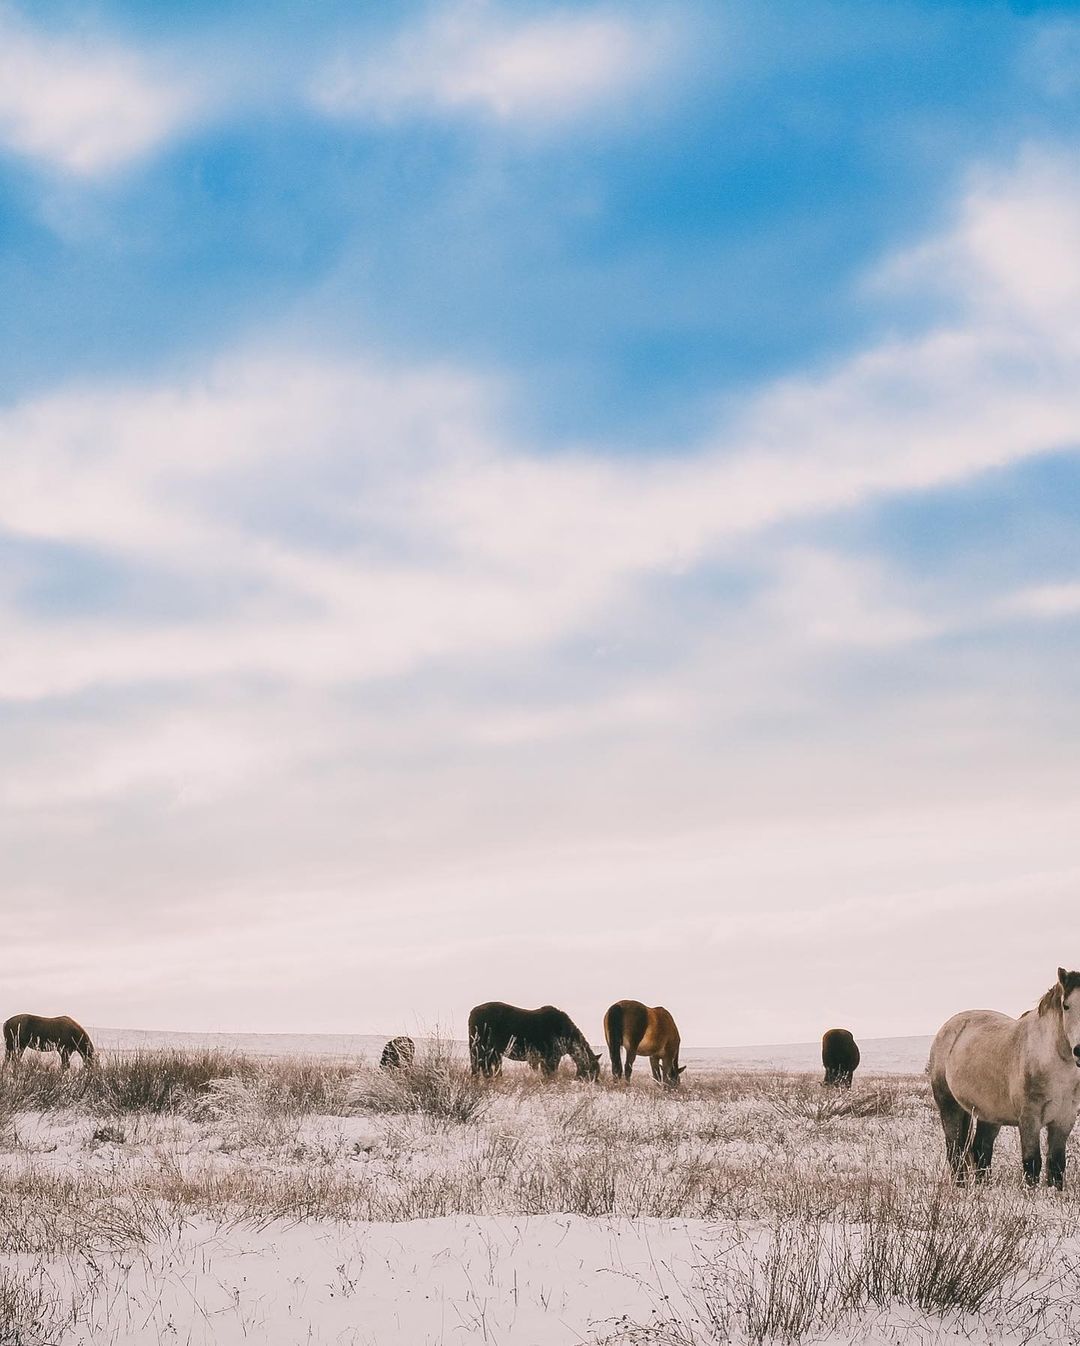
[349,1038,490,1127]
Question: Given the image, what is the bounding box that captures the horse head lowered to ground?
[3,1014,95,1070]
[928,968,1080,1188]
[468,1002,600,1080]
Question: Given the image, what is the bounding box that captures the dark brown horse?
[4,1014,94,1070]
[604,1000,684,1087]
[380,1036,415,1069]
[821,1027,860,1086]
[468,1002,600,1080]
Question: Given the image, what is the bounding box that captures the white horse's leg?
[1019,1110,1043,1186]
[971,1121,1000,1183]
[1046,1118,1074,1189]
[931,1079,973,1183]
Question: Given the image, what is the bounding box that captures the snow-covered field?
[1,1043,1075,1345]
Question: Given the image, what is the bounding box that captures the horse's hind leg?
[1046,1119,1073,1190]
[624,1050,636,1081]
[932,1080,973,1183]
[971,1121,1000,1183]
[1019,1111,1043,1187]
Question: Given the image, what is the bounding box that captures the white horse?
[929,968,1080,1188]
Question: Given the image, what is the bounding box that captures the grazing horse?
[4,1014,94,1070]
[380,1036,415,1069]
[468,1002,600,1080]
[604,1000,685,1087]
[821,1028,860,1086]
[929,968,1080,1188]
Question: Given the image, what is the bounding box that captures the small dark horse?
[468,1002,600,1080]
[380,1035,415,1069]
[4,1014,94,1070]
[822,1027,860,1086]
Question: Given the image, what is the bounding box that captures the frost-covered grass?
[0,1048,1076,1344]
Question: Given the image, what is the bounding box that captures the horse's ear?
[677,1066,687,1075]
[1060,967,1070,988]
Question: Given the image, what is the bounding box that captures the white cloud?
[874,150,1080,338]
[998,580,1080,620]
[0,10,197,175]
[312,3,668,125]
[4,155,1080,702]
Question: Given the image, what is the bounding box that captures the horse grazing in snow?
[4,1014,95,1070]
[821,1028,860,1086]
[604,1000,684,1087]
[379,1036,415,1069]
[468,1002,600,1080]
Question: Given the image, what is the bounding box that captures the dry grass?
[0,1049,358,1118]
[0,1052,1075,1342]
[347,1036,491,1126]
[608,1183,1055,1344]
[0,1268,73,1346]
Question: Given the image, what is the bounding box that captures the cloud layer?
[2,4,1079,1041]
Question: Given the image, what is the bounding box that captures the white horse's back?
[929,1008,1024,1125]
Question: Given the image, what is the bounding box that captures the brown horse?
[821,1028,860,1086]
[4,1014,95,1070]
[604,1000,684,1087]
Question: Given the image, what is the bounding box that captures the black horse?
[822,1027,860,1086]
[468,1002,600,1080]
[380,1035,415,1069]
[4,1014,95,1070]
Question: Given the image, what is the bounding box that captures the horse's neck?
[1026,1008,1071,1064]
[564,1033,589,1065]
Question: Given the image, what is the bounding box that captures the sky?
[3,0,1080,1046]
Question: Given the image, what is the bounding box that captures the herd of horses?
[6,969,1080,1190]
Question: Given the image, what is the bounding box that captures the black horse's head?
[575,1045,602,1082]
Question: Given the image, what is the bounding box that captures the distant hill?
[90,1026,933,1075]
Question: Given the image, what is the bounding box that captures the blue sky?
[3,0,1080,1044]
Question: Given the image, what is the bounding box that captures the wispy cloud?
[0,9,197,176]
[3,153,1080,705]
[311,3,671,126]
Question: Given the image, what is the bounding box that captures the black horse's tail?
[606,1004,624,1079]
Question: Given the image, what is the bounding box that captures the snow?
[51,1214,705,1345]
[3,1044,1055,1345]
